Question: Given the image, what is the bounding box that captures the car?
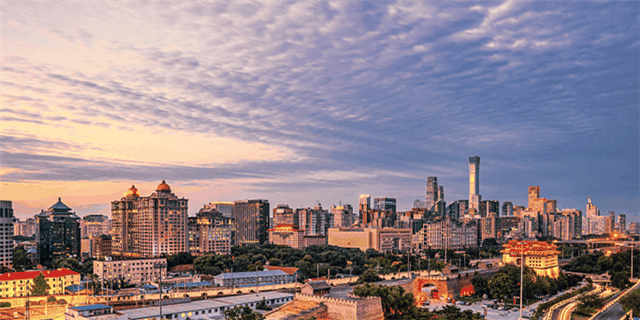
[465,302,472,306]
[492,305,500,309]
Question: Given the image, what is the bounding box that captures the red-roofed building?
[501,240,560,279]
[264,265,299,279]
[0,268,80,297]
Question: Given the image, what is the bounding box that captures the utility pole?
[154,262,167,320]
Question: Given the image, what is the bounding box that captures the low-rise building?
[65,304,127,320]
[268,224,305,249]
[93,258,166,284]
[213,270,295,287]
[328,227,411,253]
[501,240,560,279]
[120,292,294,320]
[419,217,477,250]
[0,268,80,297]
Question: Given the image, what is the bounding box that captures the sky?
[1,1,638,222]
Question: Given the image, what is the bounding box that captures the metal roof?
[215,270,289,279]
[120,292,293,319]
[70,304,112,311]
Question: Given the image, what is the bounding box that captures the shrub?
[237,290,242,294]
[57,299,67,305]
[218,291,224,295]
[250,290,255,293]
[0,302,11,308]
[47,296,57,303]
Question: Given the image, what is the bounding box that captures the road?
[592,282,640,320]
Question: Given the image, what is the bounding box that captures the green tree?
[470,272,488,297]
[13,246,34,271]
[621,289,640,316]
[356,269,381,284]
[30,273,50,296]
[610,271,630,290]
[575,293,606,316]
[488,272,514,301]
[222,305,265,320]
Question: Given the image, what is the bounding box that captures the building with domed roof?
[36,197,81,265]
[111,181,188,257]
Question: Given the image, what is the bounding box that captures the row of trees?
[189,244,452,280]
[470,265,582,302]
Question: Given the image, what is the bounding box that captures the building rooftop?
[215,270,289,279]
[305,281,331,291]
[264,266,299,276]
[120,292,293,319]
[0,268,79,281]
[70,304,112,311]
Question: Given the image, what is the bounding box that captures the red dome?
[156,180,171,192]
[124,185,140,197]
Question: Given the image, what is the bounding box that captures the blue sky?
[1,1,638,221]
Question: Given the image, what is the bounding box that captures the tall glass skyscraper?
[468,156,481,212]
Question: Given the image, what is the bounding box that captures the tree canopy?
[30,273,50,296]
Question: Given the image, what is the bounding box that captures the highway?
[592,282,640,320]
[548,284,603,320]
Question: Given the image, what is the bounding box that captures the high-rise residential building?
[36,198,81,265]
[80,214,110,238]
[111,182,189,258]
[330,204,353,228]
[297,206,327,236]
[479,200,500,217]
[373,197,396,214]
[468,156,481,212]
[559,209,582,239]
[502,201,514,216]
[426,177,438,212]
[188,207,235,255]
[419,216,478,250]
[605,215,614,235]
[14,218,37,238]
[0,201,14,268]
[545,200,557,214]
[202,201,234,219]
[586,198,599,217]
[629,222,640,235]
[446,201,460,219]
[618,214,626,232]
[234,199,270,245]
[273,204,297,226]
[359,195,371,224]
[436,186,446,215]
[90,234,112,259]
[528,187,540,209]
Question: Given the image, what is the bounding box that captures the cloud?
[1,0,638,216]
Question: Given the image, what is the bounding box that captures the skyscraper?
[234,199,270,245]
[618,214,626,232]
[111,182,189,257]
[374,197,396,214]
[426,177,438,212]
[528,186,540,209]
[359,195,371,224]
[586,198,600,217]
[502,201,514,216]
[0,201,14,268]
[37,198,81,265]
[468,156,481,211]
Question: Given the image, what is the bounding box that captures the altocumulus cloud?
[1,0,638,215]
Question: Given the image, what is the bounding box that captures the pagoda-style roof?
[501,240,560,256]
[49,197,71,212]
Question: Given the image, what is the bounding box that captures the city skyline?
[2,1,638,222]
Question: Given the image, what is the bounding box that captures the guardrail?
[587,280,640,320]
[542,285,602,320]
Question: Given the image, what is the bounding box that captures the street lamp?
[153,262,167,320]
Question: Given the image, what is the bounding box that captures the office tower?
[297,206,327,236]
[36,198,81,265]
[605,215,614,235]
[111,182,189,257]
[618,214,626,232]
[560,209,582,238]
[528,187,540,209]
[234,199,270,245]
[203,201,234,218]
[359,195,371,224]
[469,156,481,211]
[14,218,37,237]
[0,201,14,268]
[80,214,110,238]
[426,177,438,212]
[479,200,499,218]
[413,200,426,209]
[502,201,514,216]
[90,235,112,259]
[545,200,557,214]
[373,197,396,214]
[446,201,460,219]
[586,198,599,217]
[273,204,297,226]
[188,207,235,255]
[331,204,353,228]
[458,200,469,218]
[436,186,446,215]
[629,222,640,235]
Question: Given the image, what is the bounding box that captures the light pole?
[154,262,167,320]
[519,241,525,320]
